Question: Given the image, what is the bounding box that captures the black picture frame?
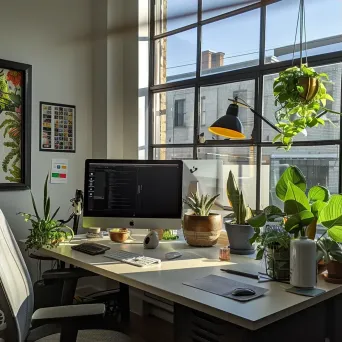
[39,102,76,153]
[0,59,31,191]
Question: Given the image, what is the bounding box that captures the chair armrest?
[42,268,96,280]
[32,304,105,322]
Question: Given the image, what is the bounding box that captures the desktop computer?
[83,159,183,230]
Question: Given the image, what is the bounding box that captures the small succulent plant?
[183,192,220,216]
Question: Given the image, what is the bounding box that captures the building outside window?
[149,0,342,211]
[174,99,186,127]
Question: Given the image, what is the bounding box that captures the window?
[149,0,342,210]
[174,99,186,127]
[200,96,206,126]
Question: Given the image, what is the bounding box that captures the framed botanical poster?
[0,59,31,190]
[39,102,76,153]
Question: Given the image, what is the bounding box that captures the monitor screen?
[84,160,183,219]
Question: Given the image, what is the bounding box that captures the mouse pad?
[183,274,268,302]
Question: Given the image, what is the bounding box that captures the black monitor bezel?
[83,159,183,219]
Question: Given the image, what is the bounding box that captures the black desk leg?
[119,283,130,323]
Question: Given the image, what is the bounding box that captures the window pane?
[153,88,195,145]
[197,146,257,209]
[261,146,339,209]
[200,80,255,141]
[155,0,197,35]
[202,0,259,20]
[154,29,197,85]
[201,9,260,76]
[262,63,342,142]
[154,147,193,160]
[265,0,342,63]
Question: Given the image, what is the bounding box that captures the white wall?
[0,0,93,242]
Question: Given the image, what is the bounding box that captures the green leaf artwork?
[0,68,23,183]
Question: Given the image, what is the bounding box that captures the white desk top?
[36,236,342,331]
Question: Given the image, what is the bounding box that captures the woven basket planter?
[183,213,222,247]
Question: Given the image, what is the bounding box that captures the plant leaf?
[284,182,310,215]
[319,195,342,242]
[30,191,40,220]
[51,207,60,220]
[311,200,328,220]
[276,166,306,201]
[247,213,266,228]
[44,174,48,213]
[308,185,330,203]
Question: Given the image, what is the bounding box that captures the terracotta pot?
[183,213,222,247]
[327,260,342,279]
[109,229,130,243]
[298,76,319,102]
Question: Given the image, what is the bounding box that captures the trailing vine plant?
[273,65,341,150]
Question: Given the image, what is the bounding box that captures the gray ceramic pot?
[225,222,255,255]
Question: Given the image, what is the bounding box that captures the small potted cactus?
[183,192,221,247]
[225,171,254,255]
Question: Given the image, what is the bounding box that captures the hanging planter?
[273,65,340,150]
[271,0,342,150]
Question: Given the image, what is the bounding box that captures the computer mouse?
[231,288,256,297]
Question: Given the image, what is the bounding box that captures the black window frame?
[148,0,342,211]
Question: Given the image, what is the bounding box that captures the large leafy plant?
[248,166,330,238]
[273,65,341,150]
[183,192,219,216]
[226,171,252,225]
[21,175,73,250]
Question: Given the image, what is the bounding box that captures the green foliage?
[317,237,342,264]
[273,65,341,150]
[21,175,73,250]
[162,229,179,240]
[226,171,252,224]
[250,165,330,238]
[253,226,291,261]
[319,195,342,243]
[183,191,220,216]
[275,166,306,201]
[248,206,284,244]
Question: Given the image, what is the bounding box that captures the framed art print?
[0,58,31,190]
[40,102,76,153]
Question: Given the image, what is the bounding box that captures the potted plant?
[225,171,254,255]
[273,65,341,150]
[317,238,342,283]
[20,175,73,251]
[255,225,291,280]
[183,192,221,247]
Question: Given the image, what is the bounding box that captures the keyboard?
[105,250,161,267]
[72,243,110,255]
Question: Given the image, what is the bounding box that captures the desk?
[39,237,342,342]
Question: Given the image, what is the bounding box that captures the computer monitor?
[83,159,183,230]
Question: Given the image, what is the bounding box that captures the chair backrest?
[0,210,34,341]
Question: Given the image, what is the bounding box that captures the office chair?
[0,210,130,342]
